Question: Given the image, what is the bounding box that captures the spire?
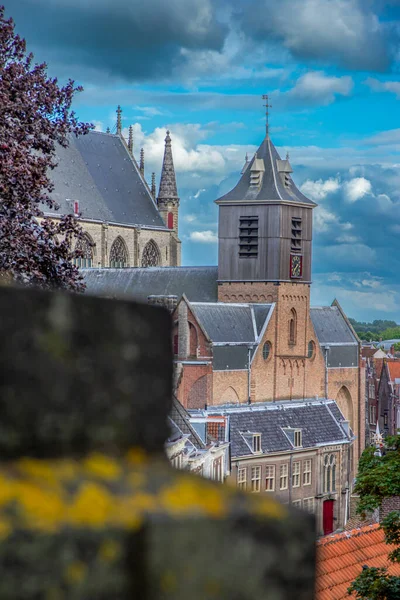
[116,105,122,135]
[158,130,179,202]
[151,172,156,198]
[139,148,145,176]
[128,125,133,154]
[262,94,272,139]
[106,126,110,134]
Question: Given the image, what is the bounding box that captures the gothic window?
[110,236,128,268]
[308,340,315,359]
[289,308,297,345]
[262,342,271,360]
[141,240,161,267]
[323,454,336,493]
[74,234,94,268]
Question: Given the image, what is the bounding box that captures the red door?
[323,500,334,535]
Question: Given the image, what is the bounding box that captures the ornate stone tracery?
[74,234,94,268]
[141,240,160,267]
[110,236,128,268]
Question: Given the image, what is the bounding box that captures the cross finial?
[262,94,272,138]
[116,105,122,135]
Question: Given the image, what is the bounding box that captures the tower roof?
[216,136,316,207]
[157,130,179,201]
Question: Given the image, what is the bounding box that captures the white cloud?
[365,78,400,99]
[189,230,218,243]
[343,177,372,202]
[183,214,198,223]
[92,120,104,132]
[300,176,340,201]
[279,71,353,107]
[194,189,206,199]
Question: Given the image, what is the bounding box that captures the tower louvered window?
[239,216,258,258]
[291,217,302,252]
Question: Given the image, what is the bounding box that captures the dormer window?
[252,433,261,453]
[283,427,302,448]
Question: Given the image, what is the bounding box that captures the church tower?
[215,102,317,362]
[157,131,180,234]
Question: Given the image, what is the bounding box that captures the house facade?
[189,399,353,536]
[378,359,400,436]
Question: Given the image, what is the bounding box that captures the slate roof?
[216,136,316,206]
[169,397,205,449]
[190,302,272,344]
[82,266,218,302]
[316,524,400,600]
[197,399,351,458]
[46,131,166,228]
[310,307,358,345]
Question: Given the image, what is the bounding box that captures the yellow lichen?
[83,453,122,481]
[16,481,65,531]
[68,482,114,527]
[252,496,287,520]
[159,477,225,517]
[125,448,148,465]
[17,459,60,485]
[99,539,121,562]
[65,561,87,584]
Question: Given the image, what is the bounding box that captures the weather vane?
[262,94,272,138]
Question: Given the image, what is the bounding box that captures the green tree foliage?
[348,437,400,599]
[349,319,400,342]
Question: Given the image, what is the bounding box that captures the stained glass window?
[141,240,160,267]
[110,236,128,268]
[74,234,93,268]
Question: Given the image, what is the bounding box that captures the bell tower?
[216,99,316,303]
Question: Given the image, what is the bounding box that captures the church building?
[46,106,181,269]
[82,107,365,533]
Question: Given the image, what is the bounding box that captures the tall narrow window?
[237,468,247,491]
[292,461,300,487]
[252,434,261,453]
[265,465,275,491]
[141,239,161,267]
[280,464,288,490]
[303,497,315,513]
[251,466,261,492]
[323,454,336,493]
[289,308,297,345]
[303,459,312,485]
[109,236,128,268]
[291,217,302,253]
[167,212,174,229]
[74,234,94,268]
[239,216,258,258]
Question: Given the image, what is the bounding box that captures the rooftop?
[316,524,400,600]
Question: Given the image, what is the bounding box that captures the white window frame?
[251,465,261,492]
[294,429,302,448]
[292,499,302,508]
[292,461,301,487]
[303,459,312,486]
[237,467,247,491]
[252,434,261,453]
[279,464,288,490]
[303,497,315,513]
[265,465,275,492]
[171,453,183,470]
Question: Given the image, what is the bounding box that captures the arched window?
[308,340,315,359]
[263,342,271,361]
[141,240,160,267]
[109,236,128,268]
[323,454,336,493]
[289,308,297,345]
[167,212,174,229]
[74,234,94,268]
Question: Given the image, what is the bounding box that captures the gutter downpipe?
[247,346,252,404]
[289,453,293,504]
[324,346,330,399]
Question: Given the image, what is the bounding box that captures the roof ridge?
[317,523,380,546]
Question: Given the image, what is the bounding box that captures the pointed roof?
[216,135,316,206]
[158,131,179,201]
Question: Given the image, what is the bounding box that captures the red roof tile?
[316,524,400,600]
[387,359,400,382]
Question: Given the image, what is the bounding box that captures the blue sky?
[7,0,400,322]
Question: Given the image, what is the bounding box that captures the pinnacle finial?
[286,151,290,160]
[128,125,133,154]
[262,94,272,138]
[140,148,145,176]
[106,126,110,134]
[245,152,249,162]
[151,172,156,199]
[116,105,122,135]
